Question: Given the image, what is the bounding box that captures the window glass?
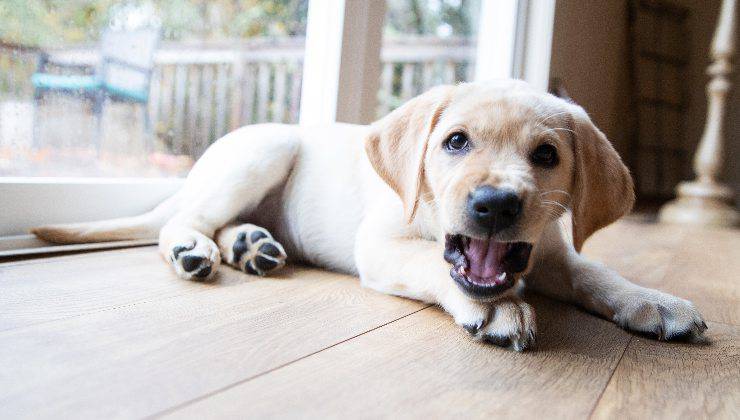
[379,0,481,116]
[0,0,308,177]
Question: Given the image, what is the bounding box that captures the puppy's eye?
[531,144,559,167]
[444,132,469,153]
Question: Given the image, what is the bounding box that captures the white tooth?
[497,272,507,282]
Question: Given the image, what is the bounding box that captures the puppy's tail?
[31,194,180,244]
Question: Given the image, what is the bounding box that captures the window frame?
[0,0,556,251]
[0,177,181,243]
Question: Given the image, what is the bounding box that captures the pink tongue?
[464,238,507,280]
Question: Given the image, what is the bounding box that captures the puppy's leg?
[216,223,287,276]
[159,126,300,280]
[355,218,536,351]
[527,224,707,341]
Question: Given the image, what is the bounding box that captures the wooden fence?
[0,37,475,157]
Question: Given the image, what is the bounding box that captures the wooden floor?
[1,219,738,419]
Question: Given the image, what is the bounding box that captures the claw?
[698,320,708,332]
[463,319,485,336]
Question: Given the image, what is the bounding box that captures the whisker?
[538,202,562,214]
[539,189,571,198]
[541,207,560,219]
[540,127,575,136]
[535,111,570,126]
[540,209,562,221]
[541,199,569,212]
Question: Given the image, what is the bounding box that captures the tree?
[0,0,308,47]
[0,0,478,47]
[385,0,479,39]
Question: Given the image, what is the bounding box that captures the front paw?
[451,296,537,351]
[614,290,707,342]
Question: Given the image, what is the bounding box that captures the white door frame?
[519,0,557,91]
[474,0,521,82]
[475,0,556,91]
[299,0,386,126]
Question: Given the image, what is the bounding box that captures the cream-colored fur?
[33,80,706,350]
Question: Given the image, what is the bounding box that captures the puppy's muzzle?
[467,186,522,232]
[446,185,531,300]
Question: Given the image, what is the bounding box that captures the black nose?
[467,186,522,232]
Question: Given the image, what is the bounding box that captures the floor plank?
[582,220,687,285]
[592,321,740,419]
[652,229,740,325]
[1,220,736,419]
[0,247,204,331]
[161,295,633,419]
[0,265,424,419]
[583,221,739,324]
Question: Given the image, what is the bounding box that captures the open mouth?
[444,234,533,299]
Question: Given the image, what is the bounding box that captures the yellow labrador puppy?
[34,80,706,350]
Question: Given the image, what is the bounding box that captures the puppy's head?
[366,80,634,300]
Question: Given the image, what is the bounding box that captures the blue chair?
[32,26,160,150]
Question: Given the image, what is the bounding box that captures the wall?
[549,0,630,154]
[549,0,739,204]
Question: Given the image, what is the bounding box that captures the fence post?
[214,63,228,138]
[173,64,187,153]
[400,63,415,100]
[186,65,201,154]
[256,63,270,123]
[273,63,288,123]
[229,53,245,131]
[288,62,303,122]
[199,64,214,152]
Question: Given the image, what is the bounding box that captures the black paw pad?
[255,255,279,271]
[232,233,250,263]
[258,243,282,258]
[244,261,259,275]
[250,231,268,243]
[181,255,205,272]
[667,329,693,342]
[172,245,192,259]
[482,334,512,348]
[192,265,212,278]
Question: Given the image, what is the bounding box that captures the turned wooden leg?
[659,0,739,227]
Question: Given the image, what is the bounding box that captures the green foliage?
[157,0,308,41]
[0,0,117,46]
[385,0,480,38]
[0,0,308,47]
[0,0,476,47]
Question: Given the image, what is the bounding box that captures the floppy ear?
[569,105,635,252]
[365,85,455,223]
